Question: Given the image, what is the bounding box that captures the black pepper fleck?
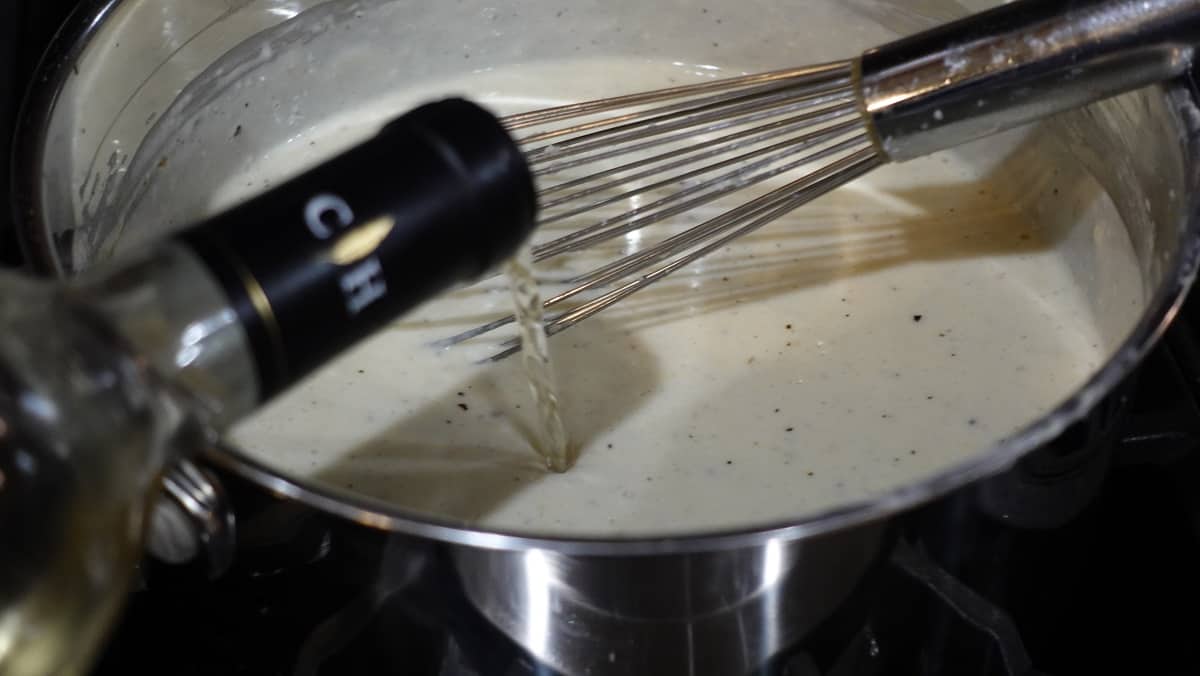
[233,124,242,137]
[457,403,469,411]
[457,391,465,396]
[785,427,794,432]
[968,418,977,426]
[786,323,793,329]
[726,460,733,465]
[913,314,923,322]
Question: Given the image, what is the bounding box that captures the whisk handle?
[860,0,1200,162]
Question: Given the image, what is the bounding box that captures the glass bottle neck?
[70,242,261,430]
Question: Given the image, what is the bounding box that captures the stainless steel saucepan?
[12,0,1200,674]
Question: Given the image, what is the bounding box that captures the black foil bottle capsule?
[180,97,538,399]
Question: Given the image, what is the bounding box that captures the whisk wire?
[431,58,884,358]
[503,62,854,129]
[532,120,866,258]
[479,148,885,361]
[536,101,858,202]
[521,76,854,161]
[547,139,878,308]
[533,122,857,235]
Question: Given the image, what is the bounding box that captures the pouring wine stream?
[506,244,574,472]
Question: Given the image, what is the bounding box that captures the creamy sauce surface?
[217,60,1117,537]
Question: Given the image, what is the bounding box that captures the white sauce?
[214,59,1121,537]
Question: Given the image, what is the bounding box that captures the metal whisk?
[439,0,1200,359]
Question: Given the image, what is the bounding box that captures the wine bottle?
[0,97,535,676]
